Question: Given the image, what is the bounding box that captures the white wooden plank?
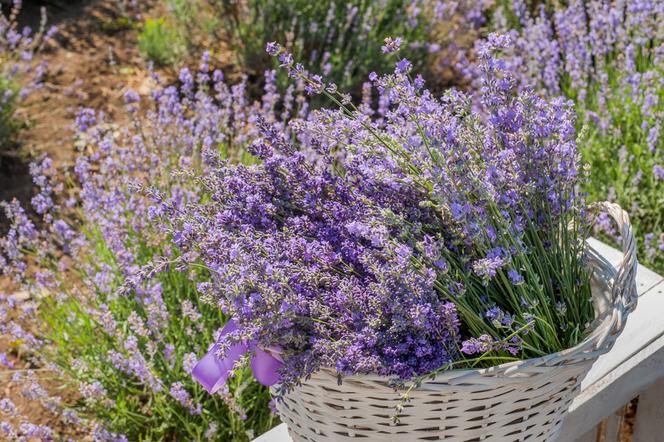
[633,378,664,442]
[581,239,664,388]
[560,240,664,440]
[581,266,664,387]
[254,424,291,442]
[559,332,664,439]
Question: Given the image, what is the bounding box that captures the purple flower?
[461,335,493,355]
[123,89,140,104]
[0,24,320,441]
[183,352,198,374]
[508,269,524,285]
[413,74,425,89]
[265,41,280,56]
[473,255,506,280]
[654,164,664,180]
[0,399,16,416]
[485,306,502,322]
[381,36,402,54]
[0,353,14,368]
[169,382,201,415]
[395,58,412,73]
[75,108,96,132]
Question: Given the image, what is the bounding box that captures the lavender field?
[0,1,662,441]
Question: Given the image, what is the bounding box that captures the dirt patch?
[1,0,169,222]
[16,0,160,168]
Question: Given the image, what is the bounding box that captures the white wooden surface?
[254,239,664,442]
[561,239,664,441]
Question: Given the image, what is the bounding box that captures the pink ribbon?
[191,319,283,394]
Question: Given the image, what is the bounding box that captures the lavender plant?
[0,56,308,440]
[0,0,55,152]
[160,37,595,397]
[167,0,488,96]
[485,0,664,272]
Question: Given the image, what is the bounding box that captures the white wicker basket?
[274,202,638,442]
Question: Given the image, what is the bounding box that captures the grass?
[138,17,182,66]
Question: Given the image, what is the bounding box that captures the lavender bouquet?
[161,34,596,399]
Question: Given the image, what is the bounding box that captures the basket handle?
[593,201,638,313]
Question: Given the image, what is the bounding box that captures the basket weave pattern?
[275,202,638,441]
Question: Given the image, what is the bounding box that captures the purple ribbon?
[191,319,283,394]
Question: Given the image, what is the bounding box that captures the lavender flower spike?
[381,36,402,54]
